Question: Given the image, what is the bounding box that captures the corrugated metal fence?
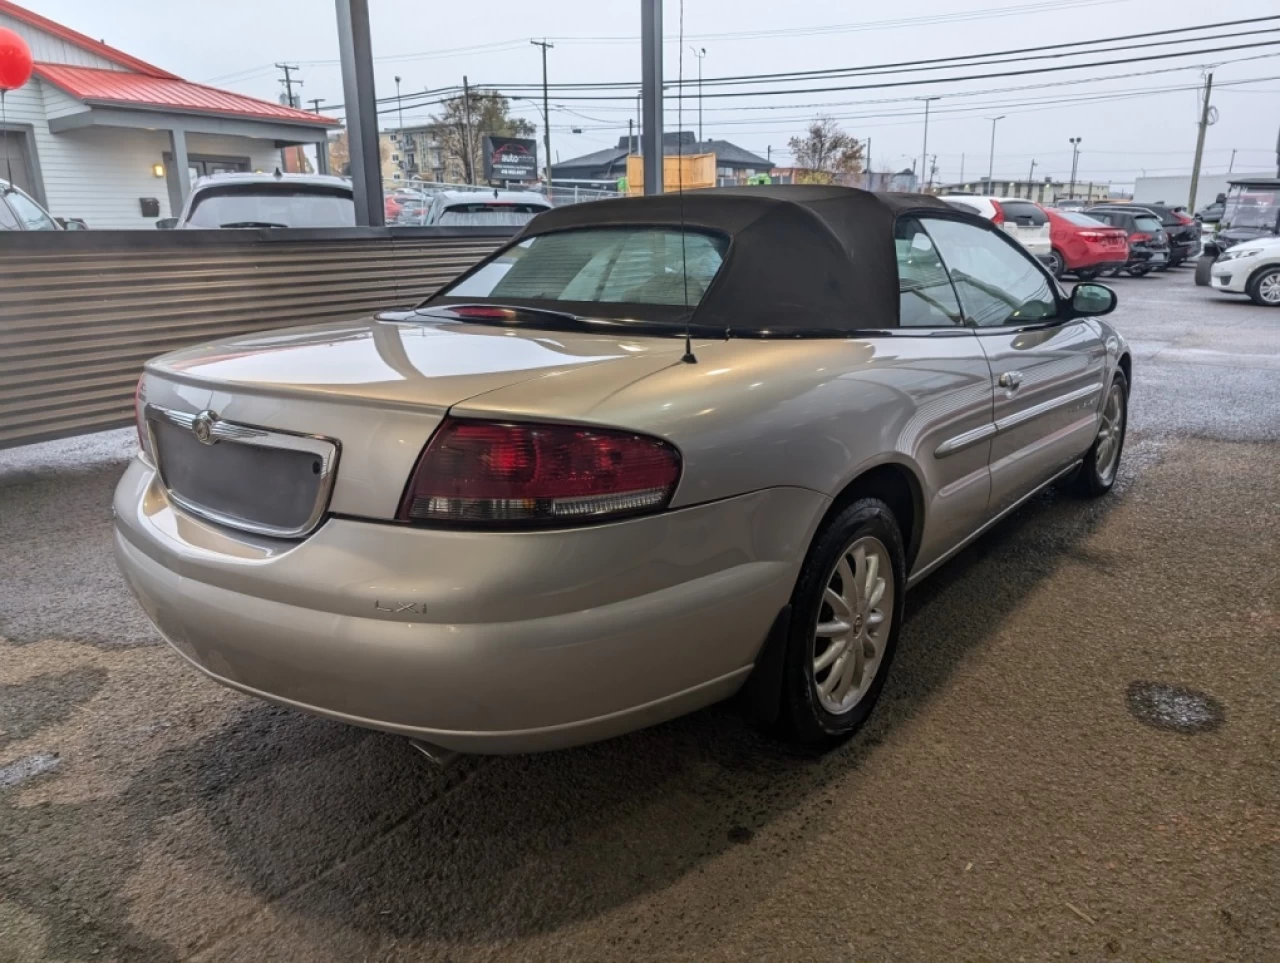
[0,227,514,449]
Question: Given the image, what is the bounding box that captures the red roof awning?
[34,64,338,127]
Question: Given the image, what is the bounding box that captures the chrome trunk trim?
[145,404,340,539]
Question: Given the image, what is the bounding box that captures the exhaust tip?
[408,738,460,769]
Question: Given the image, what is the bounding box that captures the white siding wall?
[39,123,175,228]
[0,12,126,69]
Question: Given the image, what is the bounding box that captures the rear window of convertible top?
[441,227,729,308]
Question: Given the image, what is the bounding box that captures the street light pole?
[986,115,1005,192]
[531,40,554,190]
[691,47,706,143]
[1068,136,1082,199]
[918,97,940,192]
[394,75,403,133]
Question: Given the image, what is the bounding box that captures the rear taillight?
[989,200,1005,225]
[1130,232,1151,244]
[1174,211,1194,225]
[397,417,682,527]
[1079,230,1105,239]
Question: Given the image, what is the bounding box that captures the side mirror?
[1069,282,1117,317]
[155,217,178,230]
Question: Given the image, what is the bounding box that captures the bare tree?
[430,90,536,184]
[787,116,864,184]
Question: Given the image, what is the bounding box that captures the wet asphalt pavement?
[1,267,1277,962]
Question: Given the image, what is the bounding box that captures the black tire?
[1194,255,1214,287]
[1153,261,1170,272]
[1127,265,1150,278]
[1108,267,1124,278]
[1245,265,1280,307]
[1071,369,1128,498]
[1076,268,1100,281]
[1047,249,1065,279]
[779,498,906,746]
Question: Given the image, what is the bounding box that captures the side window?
[5,191,57,231]
[1000,200,1048,226]
[921,217,1058,328]
[894,216,963,327]
[0,197,20,230]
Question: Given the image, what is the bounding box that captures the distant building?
[383,125,448,185]
[0,0,338,227]
[769,167,917,192]
[938,178,1111,205]
[553,131,771,186]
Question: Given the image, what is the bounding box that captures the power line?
[476,16,1280,92]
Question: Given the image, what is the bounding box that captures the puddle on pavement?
[0,751,60,790]
[1126,681,1224,734]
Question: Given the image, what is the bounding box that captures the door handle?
[998,371,1024,390]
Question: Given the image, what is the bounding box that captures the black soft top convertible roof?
[498,185,958,332]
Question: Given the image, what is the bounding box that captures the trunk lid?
[141,311,687,525]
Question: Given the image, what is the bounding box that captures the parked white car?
[938,195,1052,263]
[1208,235,1280,306]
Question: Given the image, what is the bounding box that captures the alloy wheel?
[1094,380,1126,484]
[812,536,894,714]
[1258,271,1280,305]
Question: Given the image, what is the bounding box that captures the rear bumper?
[113,458,825,753]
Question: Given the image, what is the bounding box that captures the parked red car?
[1044,208,1130,280]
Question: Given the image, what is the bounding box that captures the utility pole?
[394,75,404,133]
[1027,158,1037,198]
[1188,72,1213,211]
[691,46,706,142]
[531,40,554,190]
[986,115,1005,192]
[461,74,474,184]
[918,96,940,193]
[308,98,330,175]
[1228,147,1237,173]
[275,63,302,108]
[959,151,964,186]
[628,118,634,154]
[928,154,938,192]
[1068,136,1082,199]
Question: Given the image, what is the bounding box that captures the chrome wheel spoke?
[863,552,879,603]
[816,616,851,637]
[824,586,852,617]
[820,652,849,695]
[814,636,847,672]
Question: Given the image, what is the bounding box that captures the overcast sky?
[25,0,1280,187]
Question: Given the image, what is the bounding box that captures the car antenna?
[676,0,696,364]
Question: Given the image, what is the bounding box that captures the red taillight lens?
[1174,211,1194,225]
[398,418,682,527]
[1079,230,1104,239]
[1130,232,1151,244]
[989,200,1005,225]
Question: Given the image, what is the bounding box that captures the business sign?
[483,136,538,181]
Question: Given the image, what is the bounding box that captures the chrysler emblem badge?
[192,410,218,445]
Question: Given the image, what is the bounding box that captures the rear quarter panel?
[454,332,997,574]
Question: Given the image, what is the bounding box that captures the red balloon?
[0,27,33,91]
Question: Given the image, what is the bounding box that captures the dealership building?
[0,0,338,228]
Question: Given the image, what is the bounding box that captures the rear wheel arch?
[818,461,924,574]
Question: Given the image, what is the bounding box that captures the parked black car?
[1084,208,1170,277]
[1088,203,1198,267]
